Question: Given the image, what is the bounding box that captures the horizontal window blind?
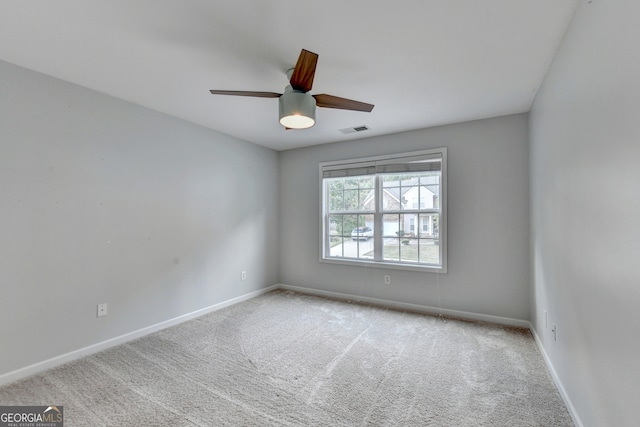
[322,154,441,178]
[322,164,376,178]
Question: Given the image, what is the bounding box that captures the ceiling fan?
[210,49,374,130]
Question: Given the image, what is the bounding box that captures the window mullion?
[374,175,383,261]
[323,183,329,259]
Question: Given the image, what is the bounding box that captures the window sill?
[320,257,447,274]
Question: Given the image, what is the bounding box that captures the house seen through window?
[320,148,447,272]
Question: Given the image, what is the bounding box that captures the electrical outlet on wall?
[97,303,108,317]
[384,275,391,285]
[241,271,247,281]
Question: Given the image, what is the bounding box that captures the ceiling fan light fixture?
[279,91,316,129]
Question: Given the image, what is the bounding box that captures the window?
[320,148,447,272]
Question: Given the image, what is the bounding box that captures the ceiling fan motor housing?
[279,86,316,129]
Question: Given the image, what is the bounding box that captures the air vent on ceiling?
[339,125,370,134]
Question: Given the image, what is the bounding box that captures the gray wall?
[0,60,279,376]
[529,1,640,425]
[279,114,530,320]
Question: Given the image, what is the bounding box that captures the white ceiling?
[0,1,577,151]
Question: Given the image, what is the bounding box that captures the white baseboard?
[529,325,584,427]
[0,282,583,427]
[0,285,279,387]
[277,284,530,328]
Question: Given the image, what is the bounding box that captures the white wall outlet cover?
[97,303,108,317]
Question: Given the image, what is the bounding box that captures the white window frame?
[319,148,447,273]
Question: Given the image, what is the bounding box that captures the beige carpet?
[0,290,573,426]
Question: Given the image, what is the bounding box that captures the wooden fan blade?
[313,94,375,112]
[209,90,282,98]
[289,49,318,92]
